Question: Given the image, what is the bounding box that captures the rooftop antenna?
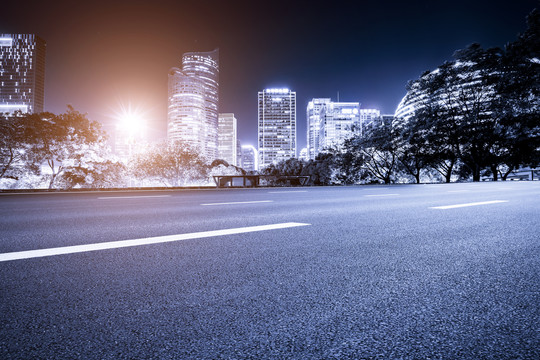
[337,91,340,102]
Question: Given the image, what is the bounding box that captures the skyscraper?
[218,113,237,166]
[167,49,219,160]
[258,88,296,168]
[241,145,258,172]
[0,34,46,114]
[306,98,331,160]
[319,101,360,151]
[307,98,381,159]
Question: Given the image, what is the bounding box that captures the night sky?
[1,0,538,150]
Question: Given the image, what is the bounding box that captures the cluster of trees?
[265,9,539,184]
[398,9,539,182]
[0,106,126,189]
[0,108,242,189]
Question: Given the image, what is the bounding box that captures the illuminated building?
[258,88,296,168]
[307,97,380,159]
[241,145,258,172]
[218,113,237,166]
[394,62,494,123]
[306,98,331,160]
[359,108,381,132]
[0,34,46,114]
[167,49,219,160]
[319,101,360,152]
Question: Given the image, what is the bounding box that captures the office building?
[319,101,360,152]
[258,88,296,168]
[307,98,381,159]
[359,108,381,133]
[167,49,219,160]
[306,98,331,160]
[218,113,237,166]
[241,145,258,172]
[0,34,46,114]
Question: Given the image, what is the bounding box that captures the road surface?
[1,182,539,359]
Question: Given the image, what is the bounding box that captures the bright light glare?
[113,102,147,138]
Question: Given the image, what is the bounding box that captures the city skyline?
[0,0,537,150]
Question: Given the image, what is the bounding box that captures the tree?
[343,119,398,184]
[130,141,208,187]
[57,143,127,189]
[304,152,339,185]
[393,114,433,184]
[494,9,540,178]
[22,107,103,189]
[404,70,462,183]
[0,113,35,181]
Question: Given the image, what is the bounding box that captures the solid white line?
[0,222,311,262]
[201,200,273,206]
[430,200,509,209]
[98,195,172,200]
[364,194,400,197]
[268,191,308,193]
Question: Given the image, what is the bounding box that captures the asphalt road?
[1,182,539,359]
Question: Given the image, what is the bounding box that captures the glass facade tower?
[319,101,361,151]
[258,88,296,168]
[0,34,46,114]
[167,49,219,160]
[218,113,237,166]
[306,98,331,160]
[307,98,381,159]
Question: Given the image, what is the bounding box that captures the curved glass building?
[168,49,219,160]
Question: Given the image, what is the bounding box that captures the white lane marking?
[364,194,400,197]
[430,200,509,210]
[268,191,308,193]
[201,200,273,206]
[0,222,311,262]
[447,190,471,193]
[363,187,390,190]
[98,195,172,200]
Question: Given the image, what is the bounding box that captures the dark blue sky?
[1,0,538,150]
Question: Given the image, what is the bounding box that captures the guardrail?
[212,175,310,188]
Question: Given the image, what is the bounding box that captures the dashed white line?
[430,200,509,210]
[98,195,172,200]
[364,194,400,197]
[201,200,273,206]
[0,222,311,262]
[268,191,308,193]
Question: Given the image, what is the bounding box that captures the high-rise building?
[306,98,381,159]
[167,49,219,160]
[306,98,331,160]
[0,34,46,114]
[218,113,237,166]
[241,145,258,172]
[319,101,360,152]
[359,108,381,134]
[258,88,296,168]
